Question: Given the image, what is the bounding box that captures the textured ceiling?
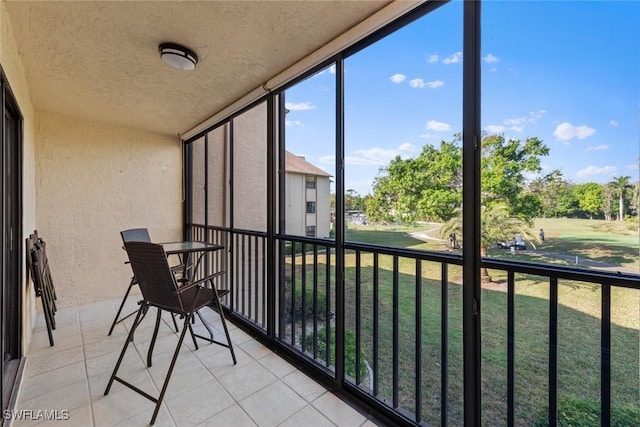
[6,1,391,137]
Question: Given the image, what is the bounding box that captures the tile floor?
[10,298,382,427]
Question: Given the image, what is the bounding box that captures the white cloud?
[285,102,316,111]
[398,142,415,152]
[627,163,639,170]
[502,110,547,132]
[608,120,619,127]
[419,133,438,139]
[427,54,439,64]
[484,125,505,133]
[426,80,444,88]
[329,64,336,74]
[390,73,406,83]
[346,147,401,166]
[319,154,335,164]
[409,78,426,88]
[426,120,451,132]
[443,51,463,64]
[586,145,609,151]
[285,120,303,127]
[483,53,499,63]
[576,165,617,179]
[553,122,596,141]
[328,143,417,167]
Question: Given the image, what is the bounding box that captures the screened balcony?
[2,1,638,427]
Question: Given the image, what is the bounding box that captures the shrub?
[282,277,327,322]
[533,396,640,427]
[304,326,367,380]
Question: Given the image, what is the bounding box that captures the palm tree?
[440,203,539,282]
[609,176,631,221]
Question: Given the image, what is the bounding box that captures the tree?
[602,185,613,221]
[367,141,462,223]
[440,204,539,282]
[481,135,549,215]
[345,189,366,212]
[367,134,550,224]
[609,176,631,221]
[527,169,575,218]
[572,183,603,219]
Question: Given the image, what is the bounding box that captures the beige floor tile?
[28,328,83,357]
[278,405,337,427]
[239,339,272,360]
[195,345,250,379]
[16,379,90,414]
[19,361,87,402]
[145,352,214,401]
[257,353,296,378]
[94,381,160,427]
[36,405,92,427]
[16,305,375,427]
[311,393,367,427]
[165,379,235,427]
[24,345,85,378]
[114,405,176,427]
[239,381,307,427]
[78,301,117,323]
[282,370,327,402]
[196,404,258,427]
[87,358,152,399]
[218,361,277,401]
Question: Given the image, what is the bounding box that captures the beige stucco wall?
[35,112,183,307]
[316,176,331,238]
[1,2,38,353]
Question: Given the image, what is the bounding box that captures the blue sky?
[284,0,639,196]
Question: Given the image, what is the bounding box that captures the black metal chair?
[108,228,152,335]
[108,228,183,335]
[104,241,236,425]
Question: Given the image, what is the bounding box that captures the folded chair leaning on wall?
[104,241,236,425]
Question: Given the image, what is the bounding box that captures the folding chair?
[108,228,181,335]
[26,233,58,346]
[104,241,236,425]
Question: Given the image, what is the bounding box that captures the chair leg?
[215,299,237,365]
[150,313,193,425]
[104,304,147,396]
[187,321,199,351]
[108,278,136,336]
[171,313,179,332]
[147,308,162,367]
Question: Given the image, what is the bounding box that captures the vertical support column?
[334,57,346,386]
[266,94,277,340]
[462,1,482,426]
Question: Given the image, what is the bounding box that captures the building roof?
[285,151,332,177]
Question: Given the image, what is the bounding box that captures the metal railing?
[188,223,639,426]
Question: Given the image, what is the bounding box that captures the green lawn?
[285,218,639,425]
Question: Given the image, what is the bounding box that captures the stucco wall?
[1,2,38,352]
[35,112,182,307]
[316,176,331,238]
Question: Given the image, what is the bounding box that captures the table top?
[160,241,224,255]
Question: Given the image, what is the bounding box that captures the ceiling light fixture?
[159,43,198,71]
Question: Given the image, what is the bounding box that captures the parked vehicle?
[496,235,526,250]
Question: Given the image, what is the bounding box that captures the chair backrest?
[123,241,183,312]
[120,228,151,243]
